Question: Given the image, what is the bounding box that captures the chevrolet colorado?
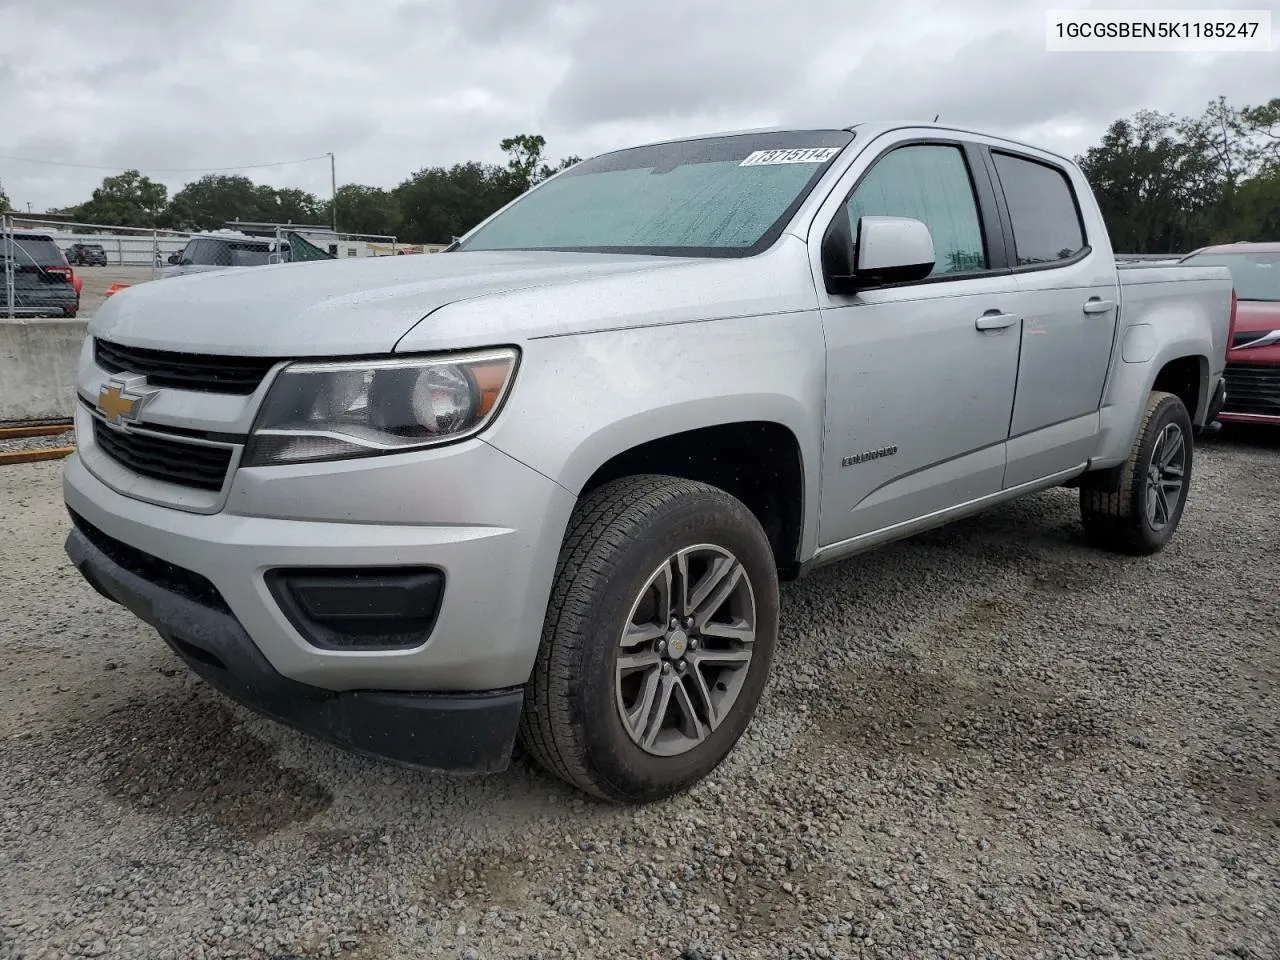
[63,123,1235,803]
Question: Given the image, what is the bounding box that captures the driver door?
[810,136,1022,548]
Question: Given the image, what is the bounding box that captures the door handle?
[975,312,1019,331]
[1083,298,1115,315]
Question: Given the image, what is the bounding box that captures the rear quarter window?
[992,152,1087,267]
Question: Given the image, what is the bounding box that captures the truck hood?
[1233,299,1280,333]
[89,251,690,356]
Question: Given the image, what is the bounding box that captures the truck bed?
[1116,263,1233,378]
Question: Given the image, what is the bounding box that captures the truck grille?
[92,420,233,491]
[94,338,279,395]
[1223,363,1280,417]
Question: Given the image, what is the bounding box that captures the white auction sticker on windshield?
[739,147,841,166]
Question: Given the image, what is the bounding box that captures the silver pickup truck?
[63,123,1234,803]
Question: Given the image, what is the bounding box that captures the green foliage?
[258,186,325,225]
[0,178,10,213]
[1225,168,1280,241]
[165,175,324,231]
[71,169,168,227]
[328,184,401,237]
[1079,96,1280,253]
[394,161,519,244]
[496,134,581,195]
[51,135,580,243]
[166,175,259,230]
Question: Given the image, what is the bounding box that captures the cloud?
[0,0,1276,212]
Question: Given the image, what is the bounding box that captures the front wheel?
[1080,390,1193,555]
[519,475,780,803]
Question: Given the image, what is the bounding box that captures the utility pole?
[329,152,337,233]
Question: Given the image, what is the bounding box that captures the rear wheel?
[1080,391,1193,555]
[519,475,780,803]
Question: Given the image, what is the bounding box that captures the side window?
[193,240,226,266]
[845,144,987,277]
[991,152,1086,266]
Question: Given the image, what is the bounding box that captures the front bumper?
[65,522,523,772]
[63,437,576,693]
[3,296,78,317]
[1220,362,1280,423]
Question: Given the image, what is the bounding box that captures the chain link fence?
[3,214,432,320]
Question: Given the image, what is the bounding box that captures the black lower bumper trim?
[1207,375,1228,423]
[64,527,522,774]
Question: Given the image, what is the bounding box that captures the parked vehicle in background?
[1,232,80,317]
[66,243,109,267]
[159,230,292,279]
[64,122,1233,803]
[1180,242,1280,425]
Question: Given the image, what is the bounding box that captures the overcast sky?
[1,0,1277,212]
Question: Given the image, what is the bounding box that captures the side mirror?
[822,215,936,294]
[167,253,180,265]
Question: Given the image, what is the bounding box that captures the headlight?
[242,348,518,467]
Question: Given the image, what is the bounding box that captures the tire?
[1080,391,1193,555]
[519,474,780,803]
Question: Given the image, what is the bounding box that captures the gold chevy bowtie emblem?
[96,379,154,426]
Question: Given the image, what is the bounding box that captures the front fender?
[481,313,828,559]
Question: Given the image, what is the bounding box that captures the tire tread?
[519,474,742,800]
[1080,390,1190,555]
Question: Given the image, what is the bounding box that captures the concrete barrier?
[0,319,87,423]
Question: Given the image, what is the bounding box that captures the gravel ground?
[1,429,1277,960]
[0,430,74,455]
[76,267,156,321]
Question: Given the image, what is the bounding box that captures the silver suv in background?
[160,230,292,278]
[64,123,1233,803]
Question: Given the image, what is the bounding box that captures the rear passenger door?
[987,149,1121,487]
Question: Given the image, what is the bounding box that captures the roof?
[193,228,285,244]
[613,121,1077,167]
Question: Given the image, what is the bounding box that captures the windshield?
[1183,250,1280,301]
[457,131,855,257]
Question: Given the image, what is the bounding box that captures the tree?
[72,169,168,227]
[167,174,258,230]
[328,184,401,237]
[254,186,324,225]
[499,134,583,193]
[1078,110,1222,254]
[0,178,9,213]
[394,161,517,243]
[1224,168,1280,241]
[166,176,325,230]
[499,134,548,193]
[1240,97,1280,171]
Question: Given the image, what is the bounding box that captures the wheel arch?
[578,418,810,579]
[1094,338,1214,468]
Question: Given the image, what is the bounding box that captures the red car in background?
[1180,242,1280,425]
